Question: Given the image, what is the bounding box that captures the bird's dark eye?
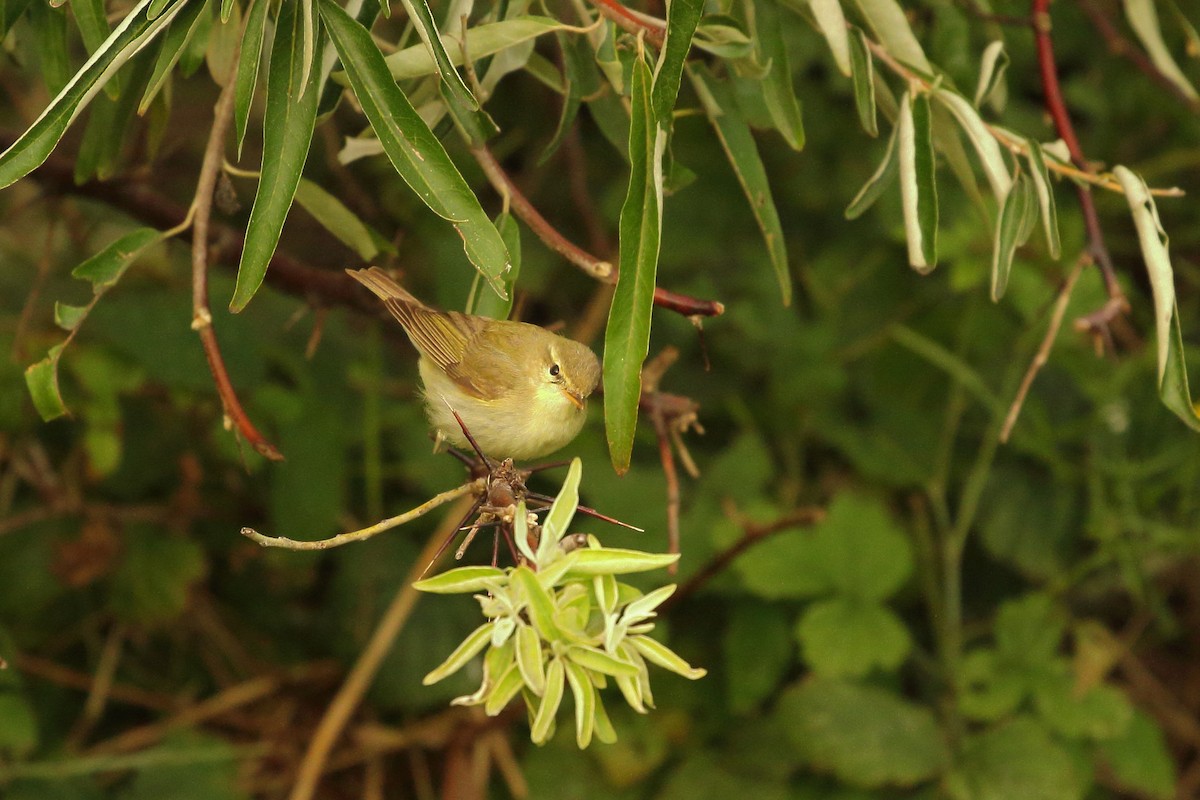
[549,363,561,378]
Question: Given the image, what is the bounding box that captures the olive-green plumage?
[347,267,600,460]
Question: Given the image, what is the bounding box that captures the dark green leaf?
[74,49,154,182]
[990,170,1036,301]
[848,27,877,136]
[139,0,209,114]
[467,212,520,319]
[294,178,380,260]
[54,302,89,331]
[230,0,321,312]
[808,493,912,602]
[30,1,70,97]
[24,345,68,421]
[1024,138,1061,259]
[234,0,271,158]
[69,0,120,98]
[778,678,947,787]
[603,51,659,474]
[539,31,593,164]
[651,0,703,124]
[949,718,1085,800]
[319,0,512,300]
[0,0,185,189]
[690,68,791,303]
[898,91,938,272]
[753,0,804,150]
[796,598,910,678]
[72,228,163,291]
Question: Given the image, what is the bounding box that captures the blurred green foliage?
[1,0,1199,797]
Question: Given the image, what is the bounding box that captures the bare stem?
[241,479,485,550]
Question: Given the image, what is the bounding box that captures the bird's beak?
[561,387,585,410]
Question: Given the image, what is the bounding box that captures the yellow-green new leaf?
[25,345,69,421]
[1113,166,1200,431]
[412,565,506,594]
[531,658,565,743]
[563,660,596,748]
[515,624,546,696]
[539,458,582,561]
[810,0,851,76]
[563,548,679,577]
[422,622,493,685]
[483,662,524,715]
[630,635,707,679]
[511,566,561,640]
[568,645,640,678]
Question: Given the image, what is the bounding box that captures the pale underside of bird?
[347,267,601,461]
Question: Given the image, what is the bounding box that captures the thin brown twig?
[13,654,181,712]
[1031,0,1129,320]
[241,479,485,550]
[999,254,1088,442]
[586,0,664,47]
[665,504,825,609]
[66,623,126,749]
[643,347,682,569]
[468,144,724,318]
[191,51,283,461]
[288,494,477,800]
[1074,0,1200,114]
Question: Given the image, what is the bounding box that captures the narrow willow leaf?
[753,0,804,150]
[0,0,185,189]
[603,53,661,474]
[320,0,512,298]
[412,565,506,593]
[848,27,876,136]
[531,658,565,743]
[234,0,271,157]
[563,548,679,577]
[177,0,212,77]
[539,31,592,164]
[933,88,1011,204]
[25,345,68,421]
[54,302,89,331]
[206,0,240,85]
[316,0,378,117]
[294,178,379,260]
[73,228,163,290]
[897,92,937,272]
[299,0,315,91]
[483,662,523,715]
[1113,166,1200,430]
[511,566,562,640]
[563,660,595,748]
[692,14,753,59]
[514,498,536,563]
[691,68,790,302]
[1124,0,1199,102]
[844,122,897,219]
[515,624,546,696]
[1023,138,1061,259]
[593,693,617,743]
[383,16,565,79]
[230,0,321,312]
[810,0,851,75]
[31,1,70,96]
[973,40,1009,109]
[422,622,492,684]
[69,0,120,98]
[850,0,931,73]
[147,0,172,18]
[539,458,582,563]
[394,0,494,142]
[220,0,234,22]
[651,0,703,124]
[139,0,209,113]
[990,171,1036,301]
[623,584,675,623]
[630,635,707,679]
[567,645,640,677]
[467,212,520,319]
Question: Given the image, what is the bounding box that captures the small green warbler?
[347,267,601,461]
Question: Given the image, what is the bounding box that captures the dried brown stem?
[288,494,477,800]
[1000,254,1087,442]
[666,504,825,609]
[191,58,283,461]
[469,144,724,318]
[643,348,682,567]
[241,479,485,550]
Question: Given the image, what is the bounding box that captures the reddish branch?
[190,67,283,461]
[1031,0,1129,328]
[587,0,665,47]
[469,144,724,319]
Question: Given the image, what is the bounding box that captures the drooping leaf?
[69,0,121,98]
[539,31,593,164]
[933,88,1012,204]
[234,0,272,158]
[294,178,380,260]
[809,0,851,75]
[650,0,704,124]
[848,26,877,136]
[72,228,164,291]
[24,345,68,422]
[382,16,567,79]
[30,1,70,97]
[690,68,791,303]
[230,0,321,312]
[422,623,493,684]
[897,91,938,272]
[319,0,512,300]
[973,40,1009,109]
[752,0,804,150]
[990,170,1036,300]
[844,121,897,219]
[1023,138,1061,259]
[603,51,661,474]
[0,0,185,189]
[138,0,210,113]
[850,0,932,73]
[466,211,521,319]
[1114,165,1200,431]
[1123,0,1199,103]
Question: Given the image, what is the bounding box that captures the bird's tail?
[345,267,426,308]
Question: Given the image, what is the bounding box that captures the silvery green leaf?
[933,88,1012,204]
[1023,137,1061,259]
[515,623,546,696]
[563,659,596,748]
[630,635,707,679]
[422,622,492,685]
[810,0,850,75]
[539,457,582,560]
[562,548,679,578]
[483,661,524,714]
[568,645,641,677]
[973,40,1009,110]
[845,122,897,219]
[413,565,507,594]
[850,0,931,73]
[1124,0,1199,103]
[531,658,565,742]
[897,91,938,272]
[990,171,1036,301]
[622,584,675,624]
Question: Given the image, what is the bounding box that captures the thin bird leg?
[521,459,573,475]
[491,526,500,568]
[420,494,486,578]
[524,492,645,532]
[498,519,521,565]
